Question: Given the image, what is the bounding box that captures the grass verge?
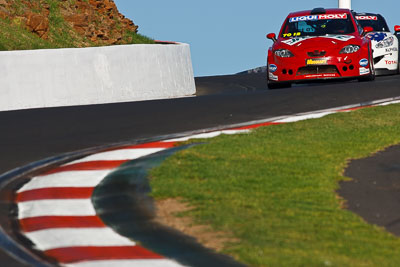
[150,103,400,266]
[0,18,56,50]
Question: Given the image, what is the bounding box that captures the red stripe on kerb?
[230,122,283,130]
[16,187,94,202]
[43,160,128,175]
[113,141,176,150]
[45,246,164,263]
[20,216,105,232]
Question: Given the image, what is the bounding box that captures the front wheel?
[398,51,400,74]
[267,81,292,89]
[398,60,400,74]
[358,70,375,82]
[267,70,291,89]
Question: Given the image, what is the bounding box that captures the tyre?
[397,33,400,74]
[398,49,400,74]
[267,82,292,89]
[267,70,291,89]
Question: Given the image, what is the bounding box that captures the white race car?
[356,13,399,75]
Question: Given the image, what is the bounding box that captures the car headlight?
[274,49,294,58]
[376,36,394,49]
[340,45,360,54]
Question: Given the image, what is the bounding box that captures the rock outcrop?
[0,0,139,45]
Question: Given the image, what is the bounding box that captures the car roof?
[288,8,352,17]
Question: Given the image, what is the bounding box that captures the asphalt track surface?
[0,73,400,266]
[339,145,400,236]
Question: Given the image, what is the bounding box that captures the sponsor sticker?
[269,64,278,73]
[283,32,301,38]
[385,60,397,65]
[359,67,370,75]
[306,58,328,65]
[282,35,355,46]
[268,72,278,81]
[356,15,378,21]
[289,13,347,23]
[359,58,369,67]
[386,47,398,53]
[367,32,388,42]
[304,73,338,78]
[282,36,314,45]
[325,35,355,41]
[323,73,337,77]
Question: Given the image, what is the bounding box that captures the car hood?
[278,35,358,49]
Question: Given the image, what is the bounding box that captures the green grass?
[46,0,78,48]
[122,31,155,45]
[150,103,400,266]
[0,19,56,50]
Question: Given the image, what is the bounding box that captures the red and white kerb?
[14,99,400,266]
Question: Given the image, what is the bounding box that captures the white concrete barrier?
[0,43,196,111]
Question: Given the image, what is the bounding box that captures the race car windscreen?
[281,13,355,38]
[355,15,390,32]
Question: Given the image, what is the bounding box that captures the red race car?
[266,8,375,89]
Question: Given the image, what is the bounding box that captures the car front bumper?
[268,54,372,83]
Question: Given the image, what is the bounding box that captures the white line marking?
[161,132,223,142]
[166,129,249,142]
[18,199,96,219]
[221,129,251,135]
[377,100,400,106]
[17,170,111,193]
[64,259,185,267]
[26,228,136,251]
[66,148,166,165]
[274,111,336,123]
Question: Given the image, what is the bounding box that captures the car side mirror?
[266,33,277,43]
[394,25,400,33]
[363,26,374,35]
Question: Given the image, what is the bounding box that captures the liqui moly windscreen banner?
[289,14,347,22]
[355,16,378,20]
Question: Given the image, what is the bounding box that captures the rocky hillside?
[0,0,153,50]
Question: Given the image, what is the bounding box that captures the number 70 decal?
[283,32,301,38]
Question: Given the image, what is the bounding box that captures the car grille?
[297,65,339,76]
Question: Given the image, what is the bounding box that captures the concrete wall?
[0,43,196,111]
